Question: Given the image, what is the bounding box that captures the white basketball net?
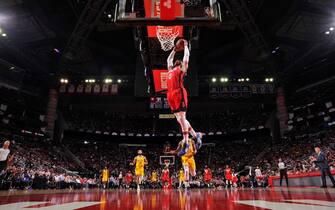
[164,160,170,167]
[156,26,180,51]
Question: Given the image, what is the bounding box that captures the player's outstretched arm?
[182,42,190,72]
[167,48,176,71]
[144,157,148,165]
[165,142,182,155]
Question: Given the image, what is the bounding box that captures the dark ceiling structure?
[0,0,334,90]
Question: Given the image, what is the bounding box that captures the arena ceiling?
[0,0,334,89]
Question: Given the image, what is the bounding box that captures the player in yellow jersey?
[178,168,185,188]
[166,138,197,188]
[101,166,109,189]
[131,150,148,190]
[151,170,158,188]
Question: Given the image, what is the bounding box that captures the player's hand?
[129,163,134,166]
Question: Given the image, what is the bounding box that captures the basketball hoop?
[156,26,180,51]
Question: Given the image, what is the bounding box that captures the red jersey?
[162,169,170,182]
[204,169,212,181]
[225,168,232,180]
[167,66,185,92]
[125,173,132,184]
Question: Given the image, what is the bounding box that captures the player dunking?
[131,150,148,190]
[165,138,197,188]
[166,39,202,156]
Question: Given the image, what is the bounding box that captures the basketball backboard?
[115,0,222,26]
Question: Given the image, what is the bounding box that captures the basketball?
[175,39,186,51]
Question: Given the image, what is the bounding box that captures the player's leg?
[176,111,189,141]
[174,112,190,156]
[188,157,196,178]
[183,164,190,188]
[185,119,202,149]
[180,88,202,149]
[137,175,142,190]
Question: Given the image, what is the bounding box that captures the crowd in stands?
[1,80,334,190]
[1,126,334,190]
[0,86,47,135]
[63,105,272,135]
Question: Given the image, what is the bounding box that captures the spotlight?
[212,77,217,83]
[265,78,269,82]
[269,78,274,82]
[246,78,250,82]
[105,78,112,83]
[330,27,334,31]
[85,79,89,83]
[241,78,245,82]
[220,77,228,82]
[2,33,6,37]
[325,31,330,35]
[108,14,112,18]
[117,79,122,83]
[60,78,68,84]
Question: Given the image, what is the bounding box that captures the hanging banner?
[76,84,84,93]
[85,84,92,93]
[93,84,101,94]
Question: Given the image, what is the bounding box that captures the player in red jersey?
[125,171,133,189]
[161,166,170,189]
[225,165,232,188]
[203,165,212,187]
[166,39,202,156]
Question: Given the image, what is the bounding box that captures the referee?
[278,158,288,187]
[0,140,11,174]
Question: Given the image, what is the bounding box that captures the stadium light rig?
[220,77,228,82]
[60,78,69,84]
[325,27,334,35]
[85,79,95,83]
[265,77,274,83]
[104,78,113,84]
